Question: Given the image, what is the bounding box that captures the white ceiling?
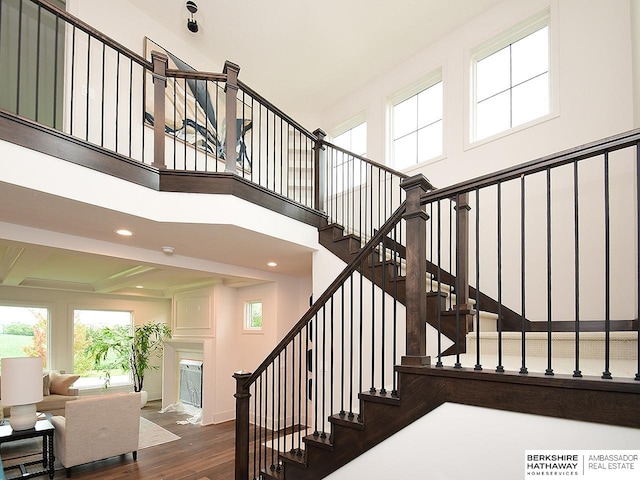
[127,0,504,115]
[1,0,504,298]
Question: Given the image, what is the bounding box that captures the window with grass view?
[73,309,132,388]
[0,305,48,370]
[244,301,263,330]
[472,13,549,142]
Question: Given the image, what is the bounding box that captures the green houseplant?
[87,322,171,394]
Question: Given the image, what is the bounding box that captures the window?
[73,309,132,388]
[471,12,550,142]
[391,78,443,169]
[333,122,366,157]
[0,305,49,369]
[244,301,263,330]
[331,121,367,192]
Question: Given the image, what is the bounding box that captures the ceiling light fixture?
[116,229,133,237]
[162,246,175,255]
[186,1,199,33]
[267,262,277,267]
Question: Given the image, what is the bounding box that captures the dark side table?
[0,419,55,479]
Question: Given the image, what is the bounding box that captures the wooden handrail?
[321,140,411,180]
[242,201,407,387]
[420,128,640,205]
[32,0,152,70]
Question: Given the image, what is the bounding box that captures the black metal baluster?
[127,58,132,159]
[455,193,462,368]
[297,332,303,455]
[573,160,582,378]
[392,223,399,396]
[258,105,262,184]
[100,42,105,146]
[430,203,434,292]
[53,14,59,130]
[16,0,23,115]
[276,354,281,472]
[257,375,263,477]
[194,78,199,170]
[449,198,453,311]
[283,346,288,456]
[370,242,376,393]
[321,305,328,436]
[69,26,75,135]
[34,3,41,122]
[183,78,187,167]
[546,168,554,376]
[475,189,482,371]
[381,238,388,388]
[313,312,318,436]
[85,33,90,142]
[330,296,334,419]
[115,52,120,153]
[340,285,345,415]
[358,259,364,419]
[270,363,276,471]
[520,175,528,375]
[637,142,640,382]
[279,117,283,194]
[251,384,257,480]
[602,152,612,379]
[265,108,270,189]
[497,182,504,373]
[349,274,354,417]
[436,200,443,367]
[172,76,177,168]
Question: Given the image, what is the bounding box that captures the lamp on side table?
[1,357,43,431]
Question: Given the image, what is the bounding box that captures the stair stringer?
[279,369,448,480]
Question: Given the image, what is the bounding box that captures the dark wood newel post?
[455,193,474,333]
[401,175,432,366]
[224,61,241,173]
[234,371,251,480]
[313,128,326,212]
[151,51,168,170]
[455,192,471,311]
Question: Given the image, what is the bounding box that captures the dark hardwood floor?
[49,400,236,480]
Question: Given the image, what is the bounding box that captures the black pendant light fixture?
[186,1,199,33]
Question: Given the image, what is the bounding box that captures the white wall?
[326,403,640,480]
[319,0,634,188]
[0,284,171,400]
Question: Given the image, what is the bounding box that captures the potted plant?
[87,321,171,406]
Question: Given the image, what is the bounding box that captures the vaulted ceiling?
[126,0,504,115]
[1,0,504,297]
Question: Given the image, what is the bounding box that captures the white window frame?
[388,69,444,170]
[244,300,263,332]
[0,303,51,368]
[329,114,367,193]
[468,8,557,146]
[72,308,134,389]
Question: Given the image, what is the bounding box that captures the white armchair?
[51,392,140,477]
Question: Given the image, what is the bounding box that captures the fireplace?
[179,359,203,408]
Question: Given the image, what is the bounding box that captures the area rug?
[138,417,180,449]
[0,417,180,467]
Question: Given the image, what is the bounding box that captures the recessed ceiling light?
[135,285,144,289]
[267,261,277,267]
[116,229,133,237]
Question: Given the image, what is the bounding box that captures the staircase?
[235,130,640,480]
[0,4,637,478]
